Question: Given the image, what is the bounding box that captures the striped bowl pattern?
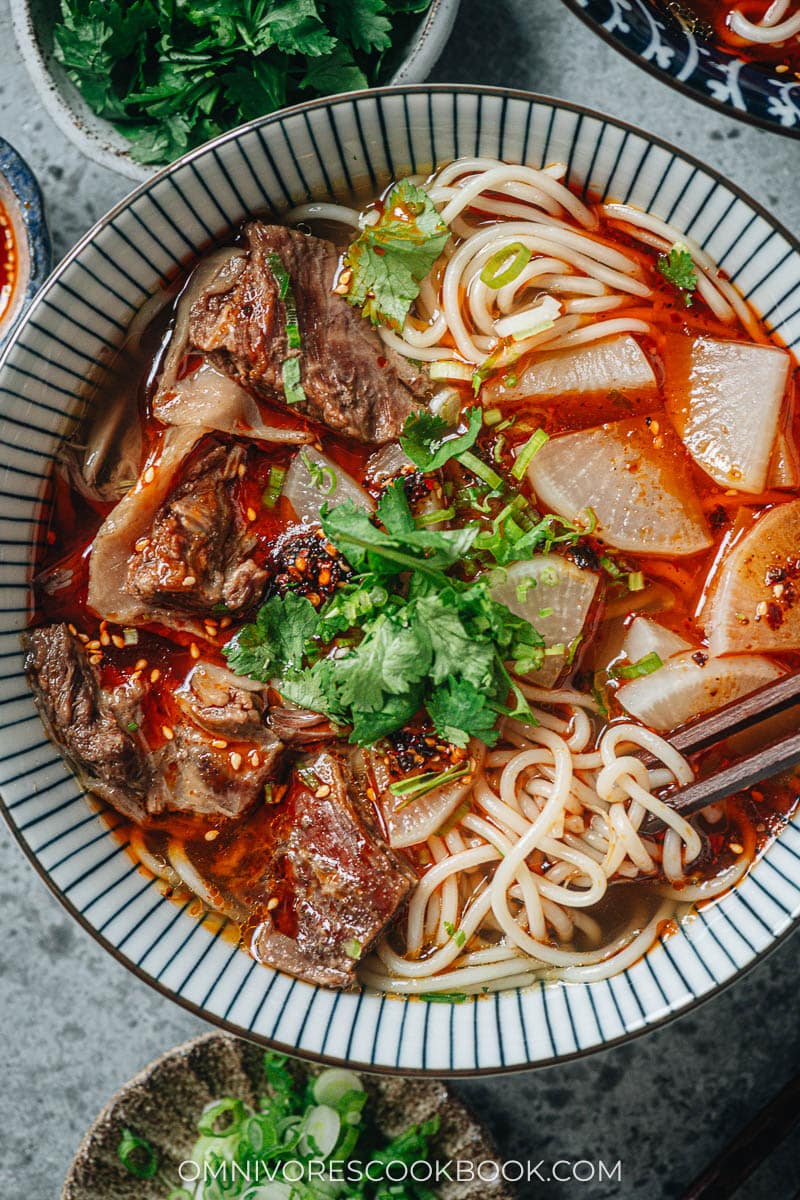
[2,86,800,1075]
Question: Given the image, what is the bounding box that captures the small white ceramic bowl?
[2,86,800,1075]
[11,0,461,182]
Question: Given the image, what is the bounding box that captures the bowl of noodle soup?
[4,85,800,1074]
[561,1,800,136]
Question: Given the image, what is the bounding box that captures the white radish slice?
[490,555,599,686]
[622,616,692,664]
[704,499,800,654]
[663,334,790,494]
[767,430,799,489]
[617,650,782,730]
[283,447,373,526]
[376,742,485,849]
[154,360,311,444]
[486,334,656,402]
[527,417,711,556]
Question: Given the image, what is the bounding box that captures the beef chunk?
[25,626,284,822]
[188,223,428,443]
[247,749,415,988]
[24,624,151,822]
[126,441,266,619]
[156,663,284,819]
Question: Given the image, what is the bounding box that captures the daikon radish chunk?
[617,650,782,730]
[490,555,599,685]
[663,334,790,493]
[284,447,373,526]
[527,417,711,556]
[704,499,800,654]
[767,430,800,490]
[375,743,485,849]
[486,334,656,402]
[622,616,691,664]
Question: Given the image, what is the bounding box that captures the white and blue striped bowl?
[2,87,800,1076]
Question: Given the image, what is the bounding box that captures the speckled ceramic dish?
[561,0,800,136]
[11,0,461,182]
[61,1032,510,1200]
[3,86,800,1075]
[0,136,51,347]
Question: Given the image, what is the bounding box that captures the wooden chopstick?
[641,669,800,765]
[638,669,800,833]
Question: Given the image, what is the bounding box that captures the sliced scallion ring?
[479,242,532,289]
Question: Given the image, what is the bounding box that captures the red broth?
[31,200,800,924]
[682,1,800,74]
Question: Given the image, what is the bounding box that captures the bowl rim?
[9,0,461,182]
[0,135,52,345]
[559,0,800,140]
[3,82,800,1078]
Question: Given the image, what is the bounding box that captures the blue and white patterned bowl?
[2,86,800,1075]
[0,136,51,348]
[562,0,800,137]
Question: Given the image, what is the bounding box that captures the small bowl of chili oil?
[0,136,51,348]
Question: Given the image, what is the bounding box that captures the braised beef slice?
[25,627,284,822]
[188,222,428,443]
[248,749,415,988]
[126,441,267,617]
[156,663,284,819]
[23,624,151,823]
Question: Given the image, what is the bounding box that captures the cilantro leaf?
[400,407,483,472]
[426,678,500,747]
[223,592,320,681]
[342,178,449,330]
[414,593,495,688]
[656,244,698,306]
[335,0,393,52]
[335,616,429,710]
[300,44,368,94]
[376,479,417,536]
[350,689,423,744]
[320,499,478,576]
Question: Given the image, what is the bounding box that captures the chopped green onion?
[419,992,468,1004]
[566,634,582,665]
[266,251,290,300]
[479,242,532,289]
[540,565,559,586]
[538,606,554,618]
[301,450,337,496]
[544,642,566,656]
[611,652,664,680]
[198,1097,246,1138]
[511,427,549,480]
[313,1068,364,1107]
[493,434,506,463]
[117,1130,158,1179]
[483,407,503,426]
[122,627,138,645]
[516,578,535,603]
[286,322,301,349]
[343,938,362,960]
[262,465,286,509]
[627,571,645,592]
[415,506,455,527]
[457,448,504,490]
[429,359,474,382]
[126,720,138,732]
[167,1191,193,1200]
[443,921,467,948]
[282,356,306,405]
[579,506,598,533]
[504,372,518,387]
[389,762,471,806]
[600,555,625,580]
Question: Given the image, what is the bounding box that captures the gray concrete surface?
[2,0,800,1196]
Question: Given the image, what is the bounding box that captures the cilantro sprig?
[225,481,543,747]
[342,178,450,330]
[656,243,698,307]
[54,0,432,165]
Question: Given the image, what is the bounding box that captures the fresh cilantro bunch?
[54,0,433,164]
[225,480,543,747]
[342,178,450,330]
